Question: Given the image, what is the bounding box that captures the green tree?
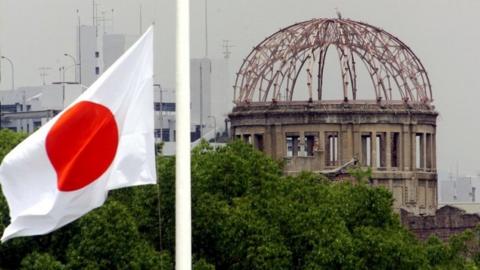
[20,252,64,270]
[65,200,161,270]
[5,134,480,269]
[175,141,429,269]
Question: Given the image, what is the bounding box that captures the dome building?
[229,18,438,215]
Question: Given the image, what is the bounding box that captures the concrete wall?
[230,101,438,215]
[401,205,480,241]
[103,34,126,70]
[77,25,97,87]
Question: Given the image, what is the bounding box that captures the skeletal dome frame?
[234,18,432,105]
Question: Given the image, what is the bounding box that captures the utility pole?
[61,67,65,107]
[204,0,208,57]
[64,53,78,83]
[1,56,14,90]
[154,84,165,141]
[52,66,78,108]
[111,9,115,33]
[139,4,143,35]
[208,115,216,144]
[77,9,82,85]
[199,65,203,138]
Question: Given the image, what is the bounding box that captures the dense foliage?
[0,129,480,269]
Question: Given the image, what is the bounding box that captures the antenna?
[96,8,113,34]
[222,40,234,59]
[93,1,102,37]
[38,67,52,85]
[111,9,115,33]
[0,47,2,83]
[335,8,342,19]
[204,0,208,57]
[139,4,143,35]
[77,9,82,84]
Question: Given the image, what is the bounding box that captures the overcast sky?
[1,0,480,175]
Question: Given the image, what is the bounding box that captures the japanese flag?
[0,26,156,242]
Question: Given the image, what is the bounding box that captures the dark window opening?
[426,133,432,170]
[376,132,386,168]
[243,134,251,144]
[304,132,318,157]
[33,121,42,130]
[325,132,338,166]
[154,102,176,112]
[361,133,372,166]
[254,134,264,152]
[416,133,424,170]
[391,132,400,168]
[286,133,300,157]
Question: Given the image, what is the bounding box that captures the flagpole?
[176,0,192,269]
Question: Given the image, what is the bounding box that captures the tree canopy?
[0,130,479,269]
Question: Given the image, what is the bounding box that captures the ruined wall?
[230,101,438,215]
[401,206,480,241]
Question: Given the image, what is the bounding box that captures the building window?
[286,133,300,157]
[95,51,100,58]
[254,134,264,152]
[242,134,251,144]
[95,67,100,75]
[304,132,318,157]
[1,104,19,113]
[33,121,42,130]
[155,129,171,142]
[416,133,424,170]
[162,129,170,142]
[154,102,176,112]
[391,132,400,168]
[325,132,338,166]
[376,132,386,168]
[426,133,432,170]
[361,133,372,166]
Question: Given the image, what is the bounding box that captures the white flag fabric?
[0,26,156,242]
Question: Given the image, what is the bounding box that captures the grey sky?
[1,0,480,175]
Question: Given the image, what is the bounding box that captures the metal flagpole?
[176,0,192,269]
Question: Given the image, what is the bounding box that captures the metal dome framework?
[234,18,432,105]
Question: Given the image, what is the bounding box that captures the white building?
[103,34,126,70]
[439,174,480,203]
[0,85,84,132]
[2,22,233,156]
[157,57,233,155]
[77,25,98,87]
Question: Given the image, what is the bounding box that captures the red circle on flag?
[46,101,119,192]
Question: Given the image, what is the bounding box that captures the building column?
[423,132,428,171]
[386,131,391,170]
[432,131,437,170]
[402,124,410,171]
[371,131,377,169]
[299,131,305,157]
[274,123,283,159]
[341,124,353,163]
[411,126,417,171]
[264,125,273,156]
[353,126,361,163]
